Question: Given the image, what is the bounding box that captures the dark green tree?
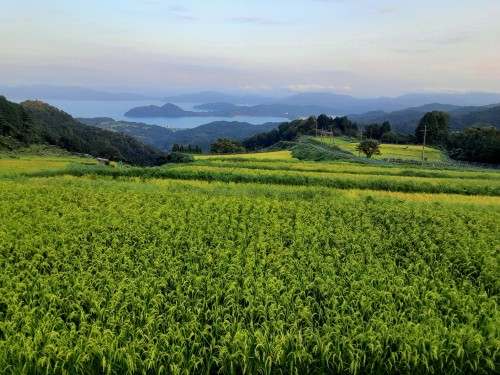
[356,139,381,158]
[447,126,500,164]
[333,116,358,136]
[168,152,194,163]
[380,131,408,144]
[380,121,391,135]
[363,121,391,140]
[363,124,380,139]
[210,138,245,154]
[317,114,333,131]
[415,111,450,147]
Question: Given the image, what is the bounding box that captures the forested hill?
[348,103,500,134]
[78,118,278,153]
[453,105,500,130]
[0,96,168,166]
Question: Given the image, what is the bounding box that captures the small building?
[96,157,110,166]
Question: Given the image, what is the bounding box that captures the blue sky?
[1,0,499,97]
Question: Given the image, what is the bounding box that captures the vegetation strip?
[29,163,500,196]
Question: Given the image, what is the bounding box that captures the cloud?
[240,84,274,91]
[169,4,188,12]
[438,32,469,45]
[287,84,352,93]
[380,8,398,14]
[394,48,433,54]
[168,4,197,21]
[232,16,279,25]
[421,87,475,94]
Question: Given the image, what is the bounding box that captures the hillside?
[0,95,41,147]
[452,105,500,130]
[349,103,500,133]
[79,118,279,153]
[0,96,168,166]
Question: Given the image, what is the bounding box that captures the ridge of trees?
[171,144,202,154]
[242,115,358,150]
[239,111,499,164]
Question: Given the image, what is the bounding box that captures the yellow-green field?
[314,137,448,162]
[1,154,499,374]
[195,150,293,160]
[0,155,93,175]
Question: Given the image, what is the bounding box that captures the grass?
[195,150,293,160]
[28,162,500,196]
[1,173,499,374]
[1,154,499,374]
[0,155,93,176]
[314,137,448,162]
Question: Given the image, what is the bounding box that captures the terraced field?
[1,152,499,374]
[314,137,448,162]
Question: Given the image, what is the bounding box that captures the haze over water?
[32,100,288,129]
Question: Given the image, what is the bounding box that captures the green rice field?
[0,153,499,374]
[314,137,448,162]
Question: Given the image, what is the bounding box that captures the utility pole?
[421,124,427,165]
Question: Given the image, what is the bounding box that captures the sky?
[1,0,499,97]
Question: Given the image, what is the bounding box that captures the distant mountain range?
[124,100,500,134]
[348,103,500,133]
[125,90,500,126]
[124,102,335,119]
[2,86,500,140]
[3,85,500,115]
[78,118,279,153]
[161,90,500,114]
[163,91,277,105]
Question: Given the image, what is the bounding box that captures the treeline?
[448,126,499,164]
[237,111,499,164]
[0,96,168,166]
[414,111,500,164]
[242,115,358,150]
[171,144,202,154]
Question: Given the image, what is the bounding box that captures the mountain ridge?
[78,117,279,153]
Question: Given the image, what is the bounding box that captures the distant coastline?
[25,99,288,129]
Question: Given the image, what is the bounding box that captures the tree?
[362,121,391,140]
[168,152,194,163]
[317,114,333,131]
[333,116,358,136]
[380,131,407,144]
[415,111,450,147]
[380,121,391,135]
[363,123,380,139]
[447,126,500,164]
[210,138,245,154]
[356,139,381,158]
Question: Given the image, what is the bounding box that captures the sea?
[37,100,288,129]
